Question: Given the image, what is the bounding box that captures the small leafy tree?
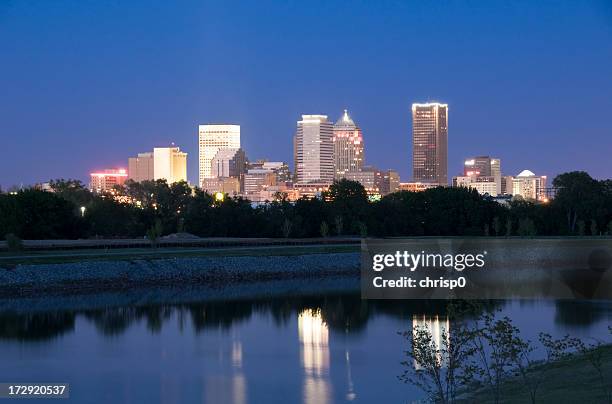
[505,218,513,236]
[492,216,501,236]
[577,220,586,236]
[334,215,343,236]
[357,221,367,238]
[282,218,292,238]
[5,233,23,251]
[517,218,537,236]
[146,219,163,248]
[319,221,329,238]
[590,219,598,236]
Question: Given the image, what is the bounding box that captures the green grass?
[466,344,612,404]
[0,244,359,266]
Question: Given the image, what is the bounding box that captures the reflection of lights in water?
[232,341,242,369]
[205,374,246,404]
[298,308,329,376]
[298,308,332,404]
[345,350,356,401]
[412,314,450,368]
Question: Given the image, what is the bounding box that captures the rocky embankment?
[0,253,360,299]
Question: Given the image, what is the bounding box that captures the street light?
[214,192,225,203]
[80,206,86,217]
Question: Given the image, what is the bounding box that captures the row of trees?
[1,171,612,240]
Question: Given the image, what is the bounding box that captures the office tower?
[294,115,334,184]
[464,156,492,176]
[381,169,400,195]
[412,103,448,185]
[463,156,502,178]
[201,177,241,196]
[247,160,291,183]
[198,124,241,185]
[459,156,503,195]
[89,168,128,193]
[512,170,547,201]
[211,148,247,178]
[128,152,154,182]
[333,109,364,177]
[453,175,499,196]
[490,158,501,178]
[153,146,187,184]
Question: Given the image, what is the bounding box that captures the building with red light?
[89,168,128,193]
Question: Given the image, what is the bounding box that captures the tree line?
[1,171,611,240]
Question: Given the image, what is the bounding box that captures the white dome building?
[512,169,547,201]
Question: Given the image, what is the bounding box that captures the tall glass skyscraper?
[198,124,241,185]
[294,115,334,184]
[333,109,364,177]
[412,103,448,185]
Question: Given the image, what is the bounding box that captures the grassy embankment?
[466,344,612,403]
[0,244,359,267]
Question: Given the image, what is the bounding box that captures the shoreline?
[0,252,360,301]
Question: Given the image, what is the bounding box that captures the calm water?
[0,295,610,403]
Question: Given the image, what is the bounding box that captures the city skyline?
[1,1,611,188]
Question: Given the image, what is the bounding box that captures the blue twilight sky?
[1,0,611,188]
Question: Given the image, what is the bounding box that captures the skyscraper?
[128,152,154,182]
[211,148,246,178]
[464,156,493,176]
[458,156,503,195]
[333,109,364,177]
[412,103,448,185]
[198,124,241,185]
[153,146,187,184]
[294,115,334,184]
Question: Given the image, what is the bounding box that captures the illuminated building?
[455,156,503,195]
[153,146,187,184]
[128,146,187,184]
[211,148,246,179]
[333,109,364,177]
[293,182,331,199]
[341,169,380,195]
[243,169,277,201]
[128,152,154,182]
[340,166,399,196]
[453,175,499,196]
[463,156,500,177]
[247,160,291,183]
[198,124,241,185]
[412,103,448,185]
[242,161,292,201]
[381,169,400,195]
[399,182,440,192]
[294,115,334,184]
[89,168,128,193]
[512,170,547,201]
[201,177,241,196]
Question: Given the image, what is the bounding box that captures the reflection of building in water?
[232,341,243,369]
[205,339,246,404]
[345,350,356,401]
[298,308,332,404]
[412,314,450,368]
[205,374,246,404]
